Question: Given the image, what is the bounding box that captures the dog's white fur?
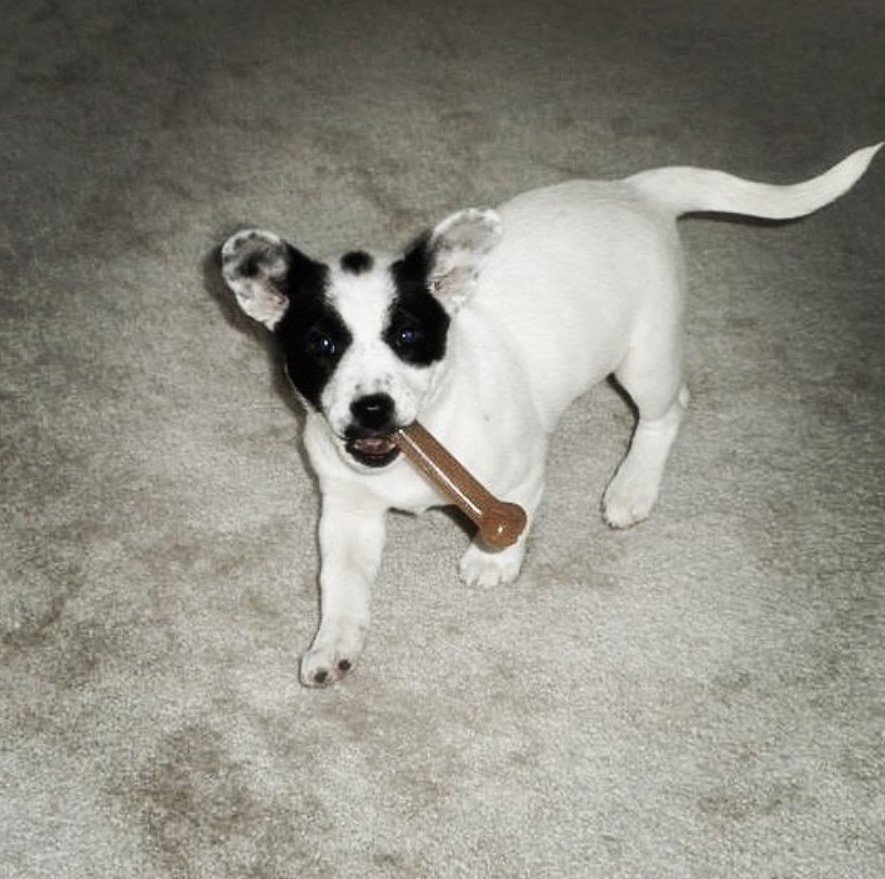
[222,144,881,686]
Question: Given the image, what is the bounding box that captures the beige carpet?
[2,1,883,876]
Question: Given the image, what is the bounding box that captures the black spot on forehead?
[273,255,352,411]
[387,233,449,366]
[340,250,374,274]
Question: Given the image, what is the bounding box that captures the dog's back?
[467,144,881,429]
[471,180,682,427]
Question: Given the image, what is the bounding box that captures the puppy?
[221,143,880,686]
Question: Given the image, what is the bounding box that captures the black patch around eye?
[340,250,374,274]
[273,256,352,411]
[392,232,434,292]
[387,233,449,366]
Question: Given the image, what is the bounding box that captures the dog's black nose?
[350,393,395,431]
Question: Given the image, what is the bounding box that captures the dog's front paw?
[459,541,525,589]
[300,621,367,687]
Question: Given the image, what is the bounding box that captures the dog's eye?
[307,331,336,358]
[395,325,420,350]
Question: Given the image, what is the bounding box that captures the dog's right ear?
[220,229,320,330]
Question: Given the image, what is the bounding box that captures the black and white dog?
[221,144,880,686]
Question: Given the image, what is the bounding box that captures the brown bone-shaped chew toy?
[394,422,527,550]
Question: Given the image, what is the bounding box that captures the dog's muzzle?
[345,393,402,468]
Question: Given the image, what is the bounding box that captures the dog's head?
[221,209,502,470]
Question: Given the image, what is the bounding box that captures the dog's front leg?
[458,470,545,589]
[300,494,386,687]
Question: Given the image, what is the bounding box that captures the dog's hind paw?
[459,541,525,589]
[602,476,658,529]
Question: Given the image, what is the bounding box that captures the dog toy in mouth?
[394,422,527,549]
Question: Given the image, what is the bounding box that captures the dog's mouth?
[345,433,401,468]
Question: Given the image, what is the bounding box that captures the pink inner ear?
[226,261,290,329]
[430,262,478,310]
[267,288,286,308]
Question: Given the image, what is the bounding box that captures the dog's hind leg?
[603,307,689,529]
[602,383,689,528]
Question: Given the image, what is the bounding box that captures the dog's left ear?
[427,208,503,311]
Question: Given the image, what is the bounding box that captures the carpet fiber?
[2,1,883,876]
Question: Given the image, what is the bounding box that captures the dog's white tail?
[627,142,882,219]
